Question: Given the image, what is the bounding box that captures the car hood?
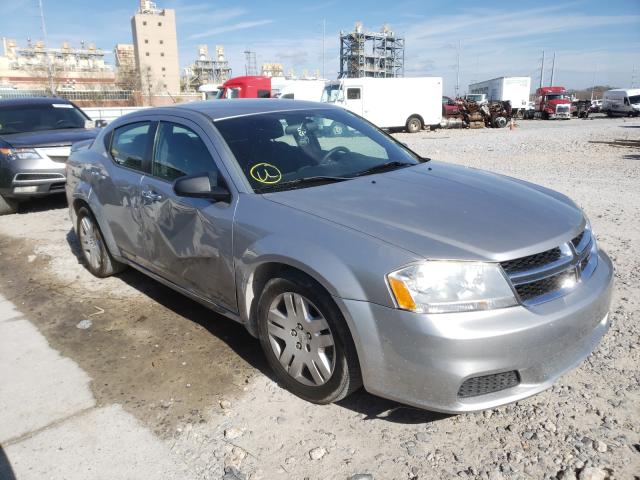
[264,162,584,261]
[0,128,99,148]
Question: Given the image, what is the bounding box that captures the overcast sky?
[2,0,639,95]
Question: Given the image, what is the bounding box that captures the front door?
[138,118,237,312]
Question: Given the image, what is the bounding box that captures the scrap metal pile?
[442,99,512,129]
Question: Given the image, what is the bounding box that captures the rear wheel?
[492,116,508,128]
[0,195,18,216]
[76,206,125,277]
[405,116,423,133]
[257,272,362,404]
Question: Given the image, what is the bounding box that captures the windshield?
[629,95,640,105]
[321,84,342,103]
[216,87,241,99]
[0,102,89,135]
[545,94,569,101]
[214,108,422,193]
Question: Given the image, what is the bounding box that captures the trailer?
[321,77,442,133]
[468,76,531,116]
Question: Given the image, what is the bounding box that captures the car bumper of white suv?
[336,250,613,413]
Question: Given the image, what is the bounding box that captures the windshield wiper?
[352,161,415,177]
[256,175,350,193]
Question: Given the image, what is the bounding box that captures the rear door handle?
[141,190,163,203]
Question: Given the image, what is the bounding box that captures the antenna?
[539,50,545,89]
[38,0,55,94]
[455,40,461,98]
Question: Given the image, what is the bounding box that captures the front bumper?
[0,157,66,198]
[337,251,613,413]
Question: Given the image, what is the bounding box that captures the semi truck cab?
[536,86,571,119]
[216,76,272,99]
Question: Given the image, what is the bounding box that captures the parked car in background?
[590,99,602,113]
[602,89,640,117]
[0,97,98,214]
[66,99,613,413]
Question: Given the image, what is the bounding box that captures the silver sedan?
[65,100,613,413]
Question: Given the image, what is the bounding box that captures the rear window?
[0,102,89,135]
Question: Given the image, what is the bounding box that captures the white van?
[321,77,443,133]
[602,89,640,116]
[278,80,326,102]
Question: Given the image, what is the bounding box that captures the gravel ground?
[0,115,638,480]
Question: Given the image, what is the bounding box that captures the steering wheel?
[319,146,350,165]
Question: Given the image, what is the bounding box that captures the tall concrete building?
[131,0,180,95]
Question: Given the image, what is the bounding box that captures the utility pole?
[590,65,598,101]
[455,40,461,98]
[539,50,545,89]
[38,0,55,95]
[322,19,326,80]
[549,52,556,86]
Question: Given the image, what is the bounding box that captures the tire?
[0,195,19,215]
[492,116,508,128]
[405,116,422,133]
[76,206,125,277]
[257,272,362,404]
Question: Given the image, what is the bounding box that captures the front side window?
[629,95,640,105]
[321,84,342,103]
[152,122,217,182]
[0,102,89,135]
[347,88,361,100]
[110,122,151,171]
[214,109,421,193]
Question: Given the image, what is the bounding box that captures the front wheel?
[492,116,508,128]
[0,195,19,216]
[257,273,362,404]
[405,116,423,133]
[76,206,125,277]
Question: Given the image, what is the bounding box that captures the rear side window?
[347,88,361,100]
[110,122,151,171]
[152,122,218,182]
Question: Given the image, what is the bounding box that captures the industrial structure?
[114,43,137,89]
[183,45,232,91]
[131,0,180,95]
[339,23,405,79]
[244,50,257,76]
[261,63,284,78]
[0,37,115,91]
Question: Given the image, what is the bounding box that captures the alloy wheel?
[79,216,102,271]
[267,292,336,386]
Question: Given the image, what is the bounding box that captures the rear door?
[137,117,237,311]
[98,120,155,261]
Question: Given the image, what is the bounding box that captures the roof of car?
[0,96,73,107]
[171,99,336,121]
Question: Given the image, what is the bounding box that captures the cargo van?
[321,77,442,133]
[602,89,640,117]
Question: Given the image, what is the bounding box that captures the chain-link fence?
[0,89,133,101]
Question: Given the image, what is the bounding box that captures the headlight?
[0,147,42,161]
[387,261,517,314]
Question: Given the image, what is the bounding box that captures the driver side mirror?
[174,173,231,203]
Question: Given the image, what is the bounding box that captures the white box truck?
[468,76,531,115]
[278,80,326,102]
[602,89,640,117]
[321,77,443,133]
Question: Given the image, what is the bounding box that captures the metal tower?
[244,50,257,76]
[339,23,404,78]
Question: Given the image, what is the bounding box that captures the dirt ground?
[0,115,638,480]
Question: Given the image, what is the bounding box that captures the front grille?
[458,371,520,398]
[14,173,65,181]
[49,182,66,192]
[571,231,585,249]
[514,269,576,302]
[501,247,562,274]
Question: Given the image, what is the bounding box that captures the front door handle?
[141,190,163,204]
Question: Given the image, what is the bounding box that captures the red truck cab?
[535,86,571,119]
[216,76,272,99]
